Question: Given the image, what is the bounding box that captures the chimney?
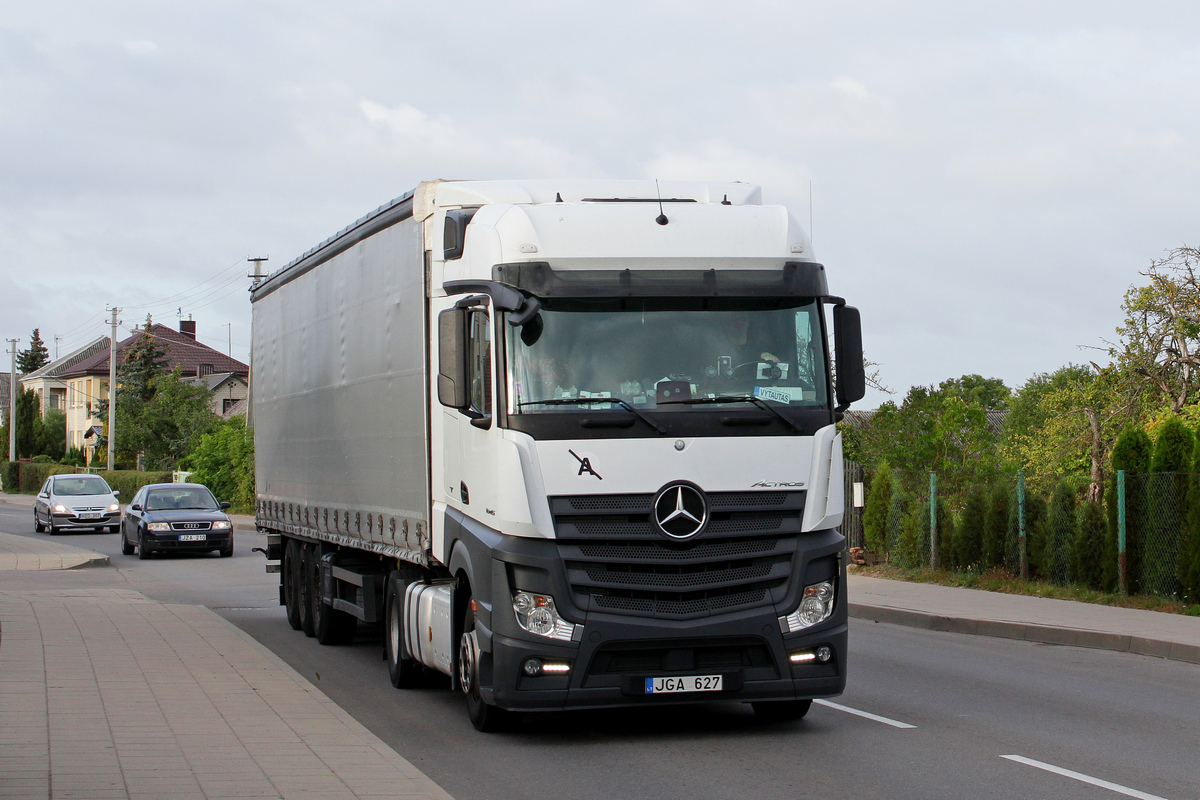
[180,320,196,340]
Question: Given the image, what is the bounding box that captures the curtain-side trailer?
[252,179,866,731]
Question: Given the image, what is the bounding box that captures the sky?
[4,1,1200,408]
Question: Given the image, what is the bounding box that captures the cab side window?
[466,308,491,418]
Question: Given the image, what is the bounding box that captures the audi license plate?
[79,512,102,519]
[645,675,723,694]
[179,534,206,542]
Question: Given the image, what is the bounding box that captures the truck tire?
[283,539,302,631]
[312,554,356,646]
[459,596,512,732]
[385,571,421,688]
[299,544,316,637]
[751,699,812,721]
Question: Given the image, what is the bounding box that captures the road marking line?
[813,699,916,729]
[1001,755,1169,800]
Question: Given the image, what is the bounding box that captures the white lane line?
[1001,755,1170,800]
[813,699,916,729]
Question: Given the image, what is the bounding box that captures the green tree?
[1026,492,1049,580]
[15,388,40,458]
[186,416,255,511]
[1046,479,1077,585]
[1105,427,1153,593]
[39,409,66,458]
[116,370,218,470]
[1147,417,1192,595]
[863,464,893,553]
[956,486,986,569]
[982,482,1008,569]
[1074,499,1105,590]
[1181,428,1200,603]
[17,328,50,374]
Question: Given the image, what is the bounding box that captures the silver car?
[33,474,121,534]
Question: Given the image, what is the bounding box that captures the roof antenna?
[555,192,563,203]
[655,179,668,225]
[721,194,731,205]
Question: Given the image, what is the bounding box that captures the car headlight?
[53,504,68,514]
[108,503,120,512]
[147,522,171,532]
[212,520,231,530]
[512,592,581,642]
[779,580,836,634]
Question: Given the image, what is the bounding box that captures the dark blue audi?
[120,483,234,559]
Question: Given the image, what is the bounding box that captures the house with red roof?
[60,321,247,462]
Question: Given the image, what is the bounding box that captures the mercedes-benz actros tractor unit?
[251,179,865,730]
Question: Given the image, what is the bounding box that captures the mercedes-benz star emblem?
[652,482,709,540]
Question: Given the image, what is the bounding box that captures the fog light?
[522,658,570,677]
[524,658,543,676]
[816,645,832,663]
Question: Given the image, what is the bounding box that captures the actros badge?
[652,481,709,540]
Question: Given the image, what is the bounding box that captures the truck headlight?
[512,592,581,642]
[148,522,171,532]
[779,580,835,634]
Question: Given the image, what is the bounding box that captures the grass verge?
[850,564,1200,617]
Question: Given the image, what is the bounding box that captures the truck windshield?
[506,297,828,414]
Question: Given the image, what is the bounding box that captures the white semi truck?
[251,179,865,731]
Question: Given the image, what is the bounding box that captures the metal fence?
[844,464,1200,601]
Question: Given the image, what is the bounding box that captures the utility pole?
[246,256,268,429]
[7,338,18,462]
[107,307,120,471]
[54,334,62,360]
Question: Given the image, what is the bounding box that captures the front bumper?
[51,512,119,529]
[486,612,846,712]
[143,531,232,551]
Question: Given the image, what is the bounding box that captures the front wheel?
[751,699,812,721]
[460,597,511,732]
[385,572,421,688]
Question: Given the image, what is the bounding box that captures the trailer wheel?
[385,572,421,688]
[460,596,511,732]
[283,540,302,631]
[751,699,812,721]
[311,553,356,645]
[298,545,316,637]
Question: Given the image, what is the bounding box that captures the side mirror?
[437,308,468,409]
[833,304,866,411]
[112,490,120,497]
[131,504,142,511]
[220,501,231,510]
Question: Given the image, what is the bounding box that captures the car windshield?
[144,488,219,511]
[53,476,113,496]
[506,297,828,413]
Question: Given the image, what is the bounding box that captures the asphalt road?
[3,500,1197,800]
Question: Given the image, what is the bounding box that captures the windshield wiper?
[658,395,803,432]
[517,397,667,434]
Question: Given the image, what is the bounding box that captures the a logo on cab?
[652,482,709,540]
[751,481,804,488]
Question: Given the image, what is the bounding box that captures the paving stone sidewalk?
[0,589,454,800]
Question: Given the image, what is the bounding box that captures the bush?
[187,416,255,512]
[956,486,986,569]
[863,464,893,553]
[1182,429,1200,603]
[18,462,78,492]
[1107,427,1152,593]
[1074,499,1105,589]
[1,461,18,493]
[1026,493,1048,580]
[982,481,1008,569]
[895,501,928,569]
[1046,479,1077,585]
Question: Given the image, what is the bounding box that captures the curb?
[848,603,1200,667]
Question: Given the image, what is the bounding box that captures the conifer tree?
[16,329,50,374]
[982,482,1008,569]
[1074,499,1105,589]
[1148,417,1192,595]
[863,464,893,553]
[1046,479,1077,585]
[1106,427,1152,593]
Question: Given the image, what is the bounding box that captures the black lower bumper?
[484,612,846,712]
[144,532,232,552]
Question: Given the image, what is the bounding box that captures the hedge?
[1,462,171,499]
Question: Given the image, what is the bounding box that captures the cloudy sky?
[4,1,1199,407]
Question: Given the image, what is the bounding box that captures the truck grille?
[553,491,804,619]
